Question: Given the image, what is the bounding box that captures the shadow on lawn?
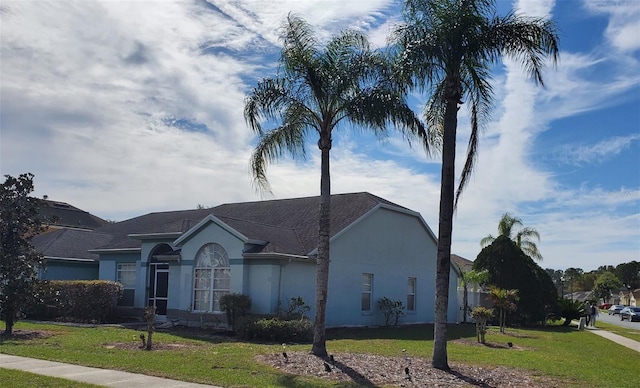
[327,323,476,342]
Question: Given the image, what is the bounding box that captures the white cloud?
[559,134,640,165]
[1,0,637,273]
[583,0,640,53]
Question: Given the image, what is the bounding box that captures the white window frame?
[193,243,230,312]
[407,277,416,312]
[361,273,373,312]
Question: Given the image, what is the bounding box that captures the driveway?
[597,310,640,330]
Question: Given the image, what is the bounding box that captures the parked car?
[599,303,612,310]
[620,307,640,322]
[608,305,625,315]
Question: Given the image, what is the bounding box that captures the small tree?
[377,297,404,326]
[489,287,519,334]
[0,173,46,336]
[593,272,623,304]
[143,306,156,350]
[470,306,493,344]
[457,266,489,323]
[277,296,310,321]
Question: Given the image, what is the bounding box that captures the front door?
[148,263,169,321]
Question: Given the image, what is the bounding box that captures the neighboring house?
[563,290,593,302]
[32,199,110,280]
[38,198,110,231]
[31,192,462,327]
[452,254,490,322]
[618,289,639,306]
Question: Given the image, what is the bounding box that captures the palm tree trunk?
[312,132,331,357]
[463,283,468,324]
[432,95,458,371]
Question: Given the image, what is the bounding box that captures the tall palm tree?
[391,0,558,370]
[245,14,426,357]
[481,212,542,260]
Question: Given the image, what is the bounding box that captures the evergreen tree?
[0,173,45,335]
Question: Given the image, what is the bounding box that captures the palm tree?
[488,287,519,333]
[457,266,489,323]
[391,0,558,370]
[245,14,426,357]
[481,213,543,260]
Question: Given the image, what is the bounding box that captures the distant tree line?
[545,261,640,297]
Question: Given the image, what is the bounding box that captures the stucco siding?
[42,261,98,280]
[245,261,281,314]
[279,260,316,317]
[325,207,437,327]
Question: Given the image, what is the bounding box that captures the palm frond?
[249,118,309,194]
[480,234,495,247]
[487,12,559,86]
[244,78,292,134]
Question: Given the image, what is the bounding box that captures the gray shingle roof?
[39,200,109,230]
[32,228,113,261]
[39,192,407,257]
[451,254,474,272]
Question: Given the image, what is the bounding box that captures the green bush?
[29,280,123,323]
[220,293,251,330]
[555,298,586,326]
[235,315,313,343]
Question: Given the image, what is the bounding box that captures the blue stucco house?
[34,193,461,327]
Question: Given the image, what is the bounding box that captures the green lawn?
[1,321,638,387]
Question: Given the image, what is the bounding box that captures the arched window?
[193,243,230,312]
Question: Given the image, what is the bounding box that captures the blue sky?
[1,0,638,271]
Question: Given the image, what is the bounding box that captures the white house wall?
[325,207,438,327]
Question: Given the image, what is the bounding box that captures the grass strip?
[1,321,638,387]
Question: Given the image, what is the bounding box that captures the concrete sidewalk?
[584,326,640,353]
[0,354,221,387]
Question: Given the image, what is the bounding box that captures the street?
[595,310,640,330]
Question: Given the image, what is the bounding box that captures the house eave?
[88,248,142,254]
[128,232,182,240]
[242,252,312,262]
[44,256,97,263]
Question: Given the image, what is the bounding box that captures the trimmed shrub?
[29,280,123,323]
[235,315,313,343]
[220,293,251,330]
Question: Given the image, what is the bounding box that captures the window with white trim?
[117,263,136,306]
[407,277,416,312]
[361,273,373,312]
[193,243,230,312]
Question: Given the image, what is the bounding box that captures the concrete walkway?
[0,354,221,387]
[584,326,640,353]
